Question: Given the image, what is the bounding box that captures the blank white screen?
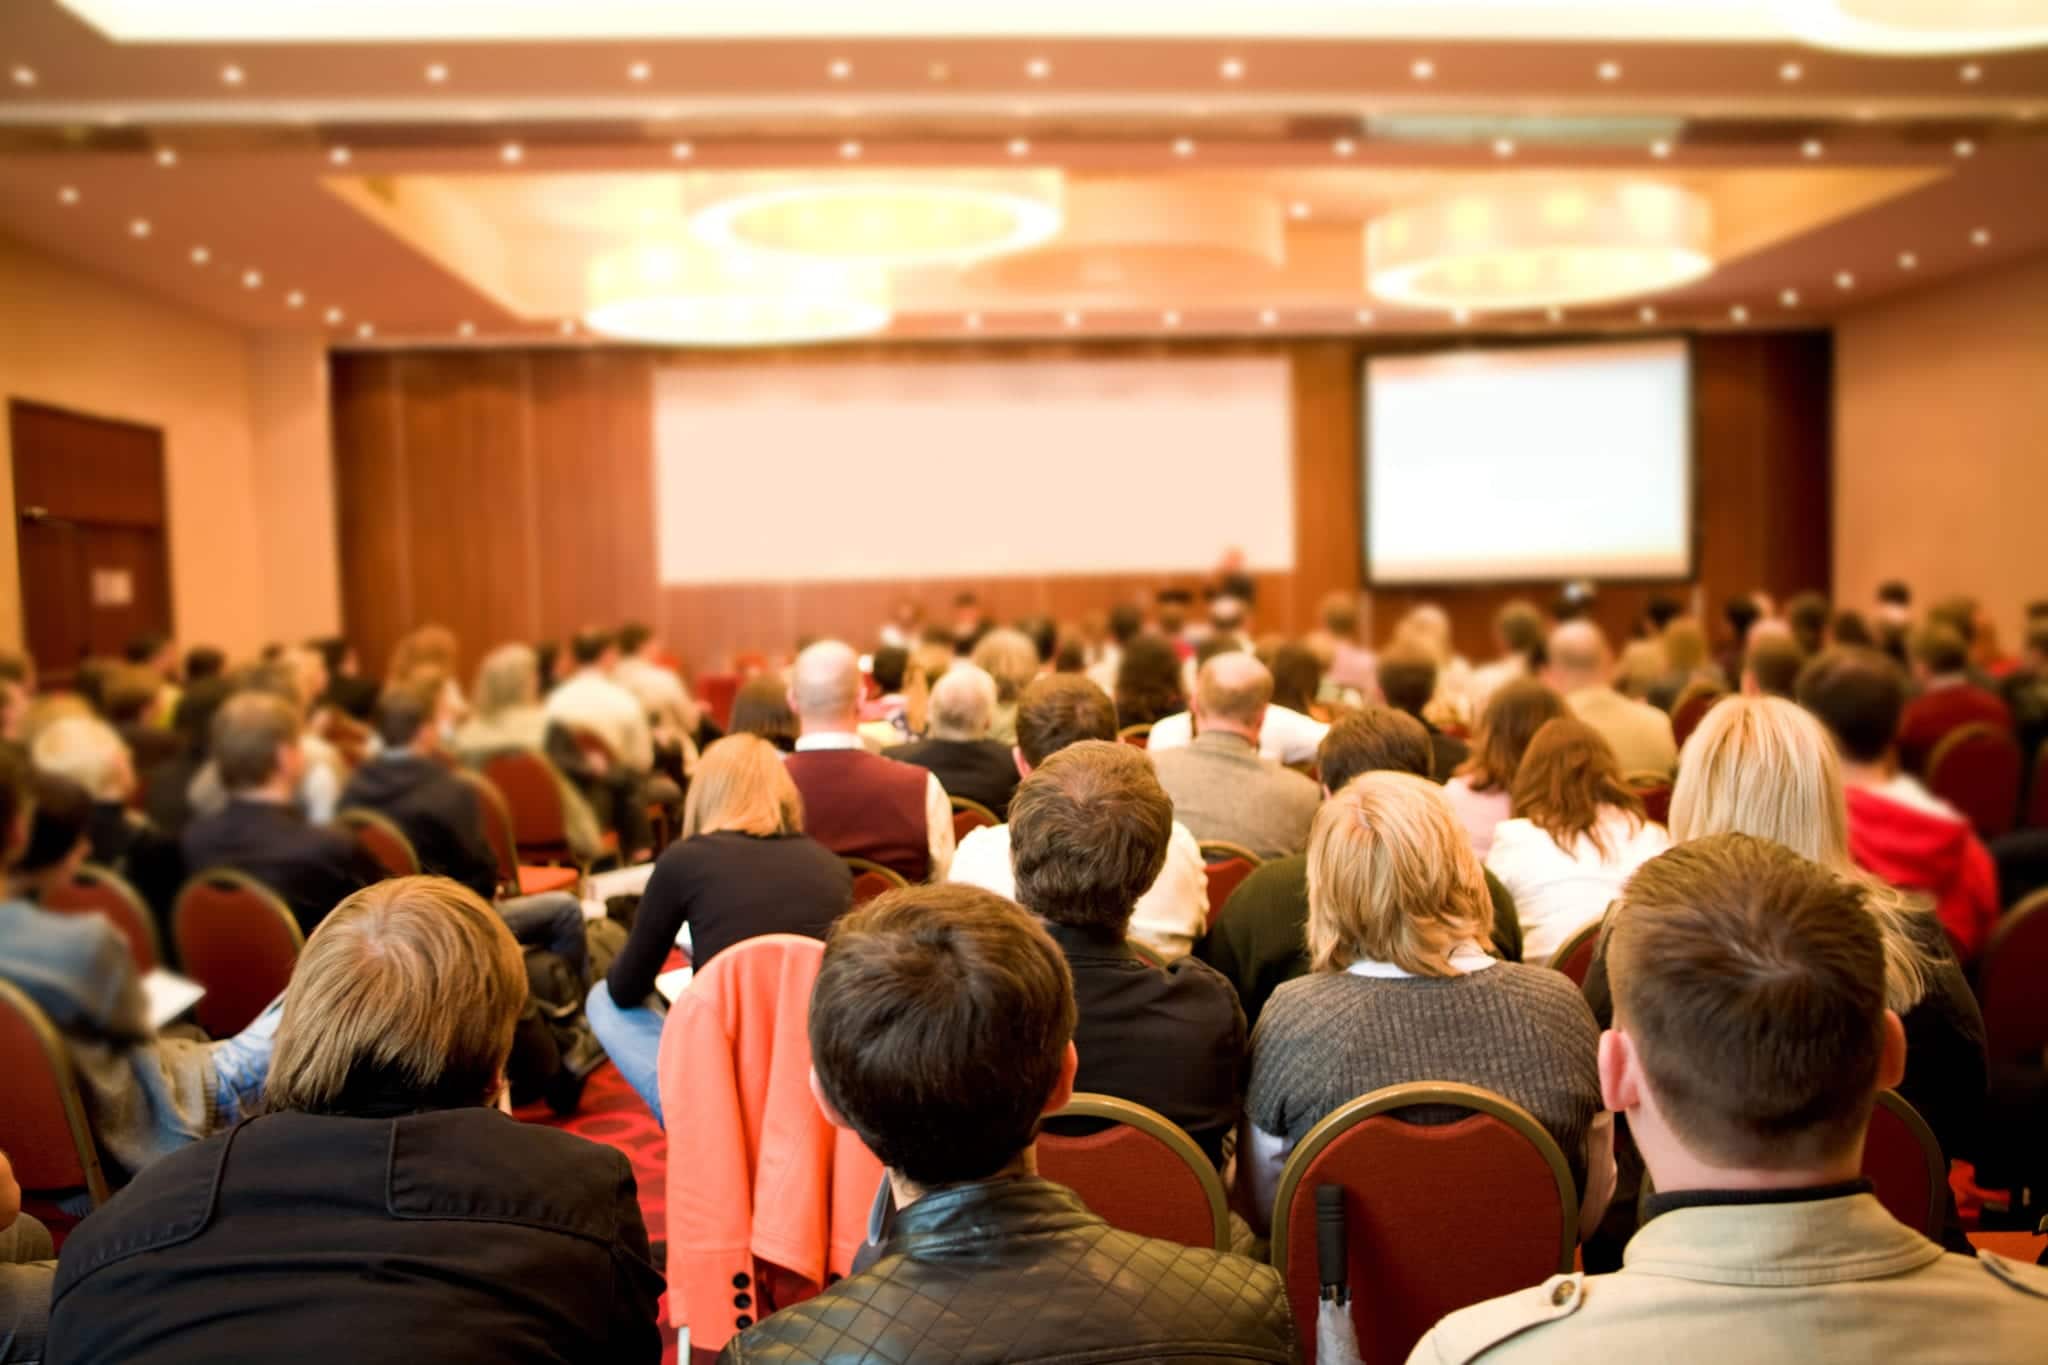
[1365,339,1692,584]
[654,356,1294,584]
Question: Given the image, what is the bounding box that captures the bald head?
[1194,650,1273,739]
[928,663,997,741]
[1546,621,1611,691]
[789,640,861,729]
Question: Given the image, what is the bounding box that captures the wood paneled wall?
[329,331,1830,680]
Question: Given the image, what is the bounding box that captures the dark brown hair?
[1318,706,1432,790]
[1796,647,1906,765]
[1009,741,1172,935]
[1266,642,1322,715]
[1609,834,1886,1168]
[1744,634,1806,700]
[729,675,799,752]
[1457,678,1569,795]
[1375,647,1437,717]
[1509,716,1644,858]
[1111,633,1185,728]
[809,885,1076,1186]
[1015,674,1117,768]
[1911,621,1969,675]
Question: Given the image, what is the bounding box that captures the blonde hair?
[1662,617,1710,674]
[31,715,133,800]
[681,733,804,839]
[1669,695,1933,1010]
[265,876,526,1114]
[1307,772,1495,976]
[473,644,539,718]
[970,628,1040,704]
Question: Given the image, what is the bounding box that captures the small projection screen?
[1363,337,1693,585]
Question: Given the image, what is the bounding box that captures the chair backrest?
[452,767,523,894]
[1272,1082,1578,1365]
[43,862,162,972]
[0,977,111,1208]
[1547,917,1602,985]
[949,795,999,843]
[2027,742,2048,830]
[1862,1089,1945,1238]
[1196,840,1263,928]
[1979,886,2048,1066]
[335,807,420,878]
[172,868,305,1037]
[697,672,741,733]
[1927,722,2023,841]
[844,856,910,907]
[1037,1094,1230,1251]
[1623,771,1673,826]
[478,748,574,853]
[1670,685,1725,750]
[1116,722,1152,750]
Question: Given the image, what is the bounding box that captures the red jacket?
[1845,785,2001,962]
[1896,683,2013,777]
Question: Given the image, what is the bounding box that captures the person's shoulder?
[1409,1274,1590,1364]
[1484,960,1598,1020]
[1932,1247,2048,1304]
[53,1127,231,1297]
[1160,951,1245,1012]
[1257,970,1348,1034]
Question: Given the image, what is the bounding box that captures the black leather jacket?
[720,1177,1298,1364]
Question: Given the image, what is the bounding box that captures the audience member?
[1414,835,2048,1364]
[340,678,587,970]
[101,664,182,771]
[121,632,181,722]
[1111,632,1186,728]
[1832,608,1875,648]
[1264,640,1323,718]
[968,627,1039,746]
[48,876,663,1365]
[1741,626,1806,700]
[719,885,1295,1364]
[2005,623,2048,790]
[784,641,953,882]
[951,675,1205,958]
[181,692,385,936]
[451,643,607,862]
[31,714,185,927]
[1389,604,1476,728]
[182,646,225,686]
[0,748,280,1187]
[1151,653,1321,859]
[1304,590,1375,699]
[857,643,913,749]
[1144,646,1331,765]
[1199,707,1526,1030]
[1468,600,1547,716]
[1798,649,2002,962]
[1245,772,1609,1234]
[1896,622,2014,776]
[139,677,230,837]
[885,664,1020,818]
[184,661,346,825]
[1785,591,1831,656]
[1548,621,1678,775]
[11,773,94,904]
[0,1148,54,1365]
[1717,594,1764,682]
[1378,645,1471,782]
[948,591,991,654]
[728,674,800,752]
[305,636,376,721]
[1009,741,1245,1166]
[589,734,851,1123]
[1644,616,1724,713]
[1442,678,1571,861]
[1084,602,1143,696]
[1485,717,1672,961]
[545,628,656,774]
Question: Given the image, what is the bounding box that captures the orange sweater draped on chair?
[656,933,881,1356]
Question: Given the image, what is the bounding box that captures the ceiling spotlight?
[155,146,178,167]
[1289,200,1311,220]
[221,63,244,86]
[1854,105,1879,121]
[1954,138,1976,157]
[500,141,523,163]
[1063,309,1083,328]
[1835,270,1855,289]
[1730,304,1750,323]
[1163,309,1181,327]
[1334,136,1357,157]
[1172,136,1196,157]
[1411,57,1435,81]
[357,322,374,339]
[1801,138,1824,158]
[10,65,35,87]
[242,269,262,288]
[329,145,351,165]
[189,245,210,264]
[1493,137,1516,158]
[458,320,475,336]
[1219,57,1245,80]
[1961,62,1983,82]
[1258,307,1278,326]
[1008,136,1030,157]
[671,140,693,159]
[1650,138,1673,158]
[839,138,861,159]
[828,58,852,80]
[1355,308,1375,326]
[1597,60,1622,81]
[1547,305,1564,322]
[964,312,983,330]
[286,290,304,307]
[1781,287,1800,307]
[1898,250,1918,269]
[1026,57,1050,80]
[627,60,651,82]
[1639,304,1658,322]
[57,185,79,205]
[1780,60,1803,82]
[1971,226,1992,246]
[1452,307,1472,325]
[559,319,576,336]
[324,306,344,324]
[425,61,448,83]
[129,218,151,238]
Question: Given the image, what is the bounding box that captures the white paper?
[587,862,657,903]
[655,966,694,1004]
[141,969,205,1030]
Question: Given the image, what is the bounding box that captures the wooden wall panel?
[331,331,1831,679]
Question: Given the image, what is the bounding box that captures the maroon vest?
[784,748,931,882]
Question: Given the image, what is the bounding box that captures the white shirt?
[1441,774,1513,862]
[1485,808,1674,962]
[1144,704,1330,767]
[1466,654,1528,719]
[793,731,956,881]
[948,818,1208,961]
[1868,772,1968,823]
[545,667,655,772]
[613,655,696,730]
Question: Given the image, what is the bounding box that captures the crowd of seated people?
[0,574,2044,1363]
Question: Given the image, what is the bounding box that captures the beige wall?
[0,236,339,663]
[1835,251,2048,654]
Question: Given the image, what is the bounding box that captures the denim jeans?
[496,892,587,975]
[585,980,665,1126]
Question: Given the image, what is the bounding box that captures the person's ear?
[1875,1009,1908,1092]
[1039,1040,1079,1118]
[1597,1028,1642,1115]
[1013,747,1030,780]
[809,1067,854,1132]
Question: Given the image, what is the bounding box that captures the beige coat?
[1566,685,1678,777]
[1409,1192,2048,1364]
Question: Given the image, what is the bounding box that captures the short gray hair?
[473,644,538,718]
[928,664,997,741]
[1547,621,1610,678]
[31,715,131,800]
[790,640,861,720]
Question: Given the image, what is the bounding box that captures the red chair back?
[1272,1082,1577,1365]
[1037,1094,1229,1251]
[172,869,304,1037]
[1927,723,2023,840]
[1979,888,2048,1067]
[1671,686,1725,750]
[1197,841,1263,928]
[1862,1090,1945,1237]
[950,796,999,843]
[0,978,111,1215]
[336,808,419,878]
[1117,723,1152,750]
[1547,917,1603,985]
[44,863,162,972]
[2027,743,2048,830]
[452,768,520,891]
[845,856,909,907]
[1623,772,1673,826]
[479,749,574,856]
[698,673,740,733]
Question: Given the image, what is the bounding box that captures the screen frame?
[1358,333,1700,589]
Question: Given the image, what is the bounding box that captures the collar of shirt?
[1343,939,1498,979]
[1641,1178,1872,1224]
[1190,729,1259,756]
[794,731,867,752]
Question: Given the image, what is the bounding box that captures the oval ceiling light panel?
[689,172,1063,266]
[582,244,891,346]
[1775,0,2048,53]
[1366,180,1713,313]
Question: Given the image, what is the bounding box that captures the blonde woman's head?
[681,732,804,839]
[1307,771,1494,977]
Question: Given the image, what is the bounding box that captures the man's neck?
[798,716,859,739]
[1837,755,1897,791]
[1197,719,1259,746]
[888,1148,1036,1212]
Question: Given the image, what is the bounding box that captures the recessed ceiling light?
[1780,288,1800,307]
[324,306,344,324]
[1493,137,1516,158]
[189,245,209,264]
[839,139,861,159]
[220,62,244,86]
[559,319,576,336]
[964,312,983,330]
[242,269,262,288]
[425,61,448,83]
[1801,138,1824,158]
[1954,138,1976,157]
[1007,136,1030,157]
[1334,136,1356,157]
[1289,200,1311,220]
[129,218,151,238]
[458,320,475,336]
[1835,270,1855,289]
[1026,57,1050,80]
[1062,310,1083,329]
[1547,305,1564,322]
[1172,136,1195,157]
[1355,308,1375,326]
[1638,304,1658,323]
[286,290,304,307]
[1897,250,1918,269]
[56,185,79,205]
[1650,138,1672,159]
[1780,60,1803,82]
[1411,57,1435,81]
[357,322,374,339]
[1961,62,1983,83]
[1163,309,1181,327]
[1854,105,1878,121]
[828,58,851,80]
[500,141,523,163]
[1971,226,1992,246]
[1258,307,1278,326]
[1452,307,1472,326]
[670,140,693,160]
[154,146,177,167]
[1597,60,1621,81]
[1219,57,1244,81]
[1730,304,1749,323]
[328,145,351,165]
[627,60,651,82]
[926,59,950,82]
[10,65,35,87]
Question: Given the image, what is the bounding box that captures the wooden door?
[10,401,172,687]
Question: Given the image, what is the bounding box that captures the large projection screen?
[1364,338,1693,585]
[654,356,1294,585]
